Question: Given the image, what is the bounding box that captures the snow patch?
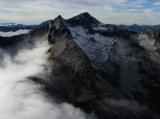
[93,24,107,31]
[69,26,115,66]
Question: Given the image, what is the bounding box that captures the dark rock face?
[47,16,102,104]
[97,29,137,39]
[48,16,71,44]
[138,56,160,113]
[0,35,25,48]
[137,29,160,113]
[30,20,51,37]
[66,12,100,28]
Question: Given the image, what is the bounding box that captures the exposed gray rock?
[138,29,160,53]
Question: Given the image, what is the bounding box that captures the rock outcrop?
[138,29,160,53]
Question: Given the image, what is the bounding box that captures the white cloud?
[154,1,160,6]
[0,33,94,119]
[0,0,159,25]
[0,30,30,37]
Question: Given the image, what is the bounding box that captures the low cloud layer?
[0,34,94,119]
[0,0,159,25]
[0,30,30,37]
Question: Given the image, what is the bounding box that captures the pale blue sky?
[0,0,160,25]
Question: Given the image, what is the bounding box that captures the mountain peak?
[77,12,92,18]
[66,12,101,27]
[53,15,64,22]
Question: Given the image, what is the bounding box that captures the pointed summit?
[66,12,101,27]
[48,15,72,44]
[76,12,95,20]
[51,15,66,30]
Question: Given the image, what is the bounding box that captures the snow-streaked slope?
[69,26,115,68]
[0,29,30,37]
[93,24,108,31]
[69,25,149,104]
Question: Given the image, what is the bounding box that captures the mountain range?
[118,24,160,32]
[0,24,37,32]
[1,18,160,33]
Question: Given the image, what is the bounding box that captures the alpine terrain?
[0,12,160,119]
